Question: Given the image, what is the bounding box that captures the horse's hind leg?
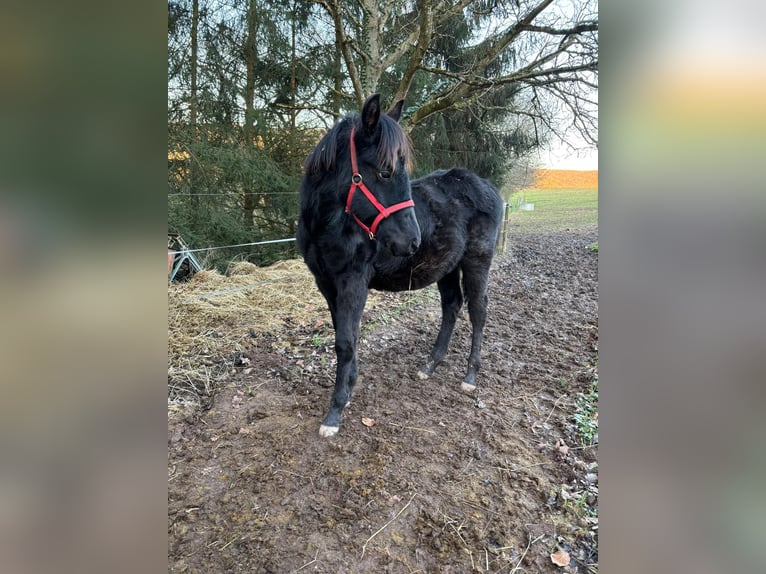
[460,260,492,392]
[419,267,462,379]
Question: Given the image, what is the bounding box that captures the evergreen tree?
[168,0,598,266]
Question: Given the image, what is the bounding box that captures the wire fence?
[172,200,512,257]
[179,237,296,254]
[167,191,299,196]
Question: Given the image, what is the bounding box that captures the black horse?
[297,94,504,437]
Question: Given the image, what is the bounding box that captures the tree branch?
[519,21,598,36]
[409,0,559,125]
[393,0,434,104]
[316,0,364,106]
[470,0,556,71]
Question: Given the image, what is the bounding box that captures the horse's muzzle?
[387,231,421,257]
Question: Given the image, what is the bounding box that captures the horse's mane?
[304,113,413,176]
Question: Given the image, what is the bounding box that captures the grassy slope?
[506,188,598,233]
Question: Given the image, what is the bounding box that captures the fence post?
[498,202,511,256]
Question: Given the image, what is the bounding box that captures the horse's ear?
[361,93,381,133]
[387,100,404,122]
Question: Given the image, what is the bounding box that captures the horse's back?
[369,168,503,290]
[412,168,503,221]
[411,167,504,238]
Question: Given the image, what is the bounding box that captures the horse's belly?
[369,274,429,292]
[369,258,458,292]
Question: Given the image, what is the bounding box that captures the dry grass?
[168,259,404,403]
[532,169,598,189]
[169,260,318,357]
[168,260,322,403]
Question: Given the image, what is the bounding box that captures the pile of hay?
[168,260,396,399]
[167,259,427,404]
[168,259,326,403]
[169,260,322,360]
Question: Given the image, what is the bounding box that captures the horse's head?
[343,94,421,257]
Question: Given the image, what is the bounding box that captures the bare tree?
[311,0,597,147]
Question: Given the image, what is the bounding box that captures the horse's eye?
[378,169,392,181]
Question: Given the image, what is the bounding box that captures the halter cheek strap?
[345,126,415,240]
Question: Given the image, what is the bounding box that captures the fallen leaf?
[550,548,570,567]
[361,417,376,427]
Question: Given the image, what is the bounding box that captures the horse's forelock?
[305,114,413,175]
[304,122,342,174]
[378,114,414,173]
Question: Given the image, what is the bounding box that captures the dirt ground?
[168,227,599,573]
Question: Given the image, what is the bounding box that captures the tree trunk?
[242,0,258,229]
[332,40,342,120]
[290,3,297,132]
[189,0,200,223]
[190,0,198,129]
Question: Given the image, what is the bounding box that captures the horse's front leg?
[319,281,368,437]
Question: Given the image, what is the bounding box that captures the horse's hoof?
[419,361,436,379]
[319,424,339,437]
[460,382,476,393]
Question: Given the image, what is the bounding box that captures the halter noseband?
[345,126,415,240]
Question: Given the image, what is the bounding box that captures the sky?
[539,139,598,171]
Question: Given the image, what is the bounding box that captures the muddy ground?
[168,227,599,573]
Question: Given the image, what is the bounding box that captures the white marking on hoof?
[417,370,430,380]
[319,424,339,437]
[461,382,477,393]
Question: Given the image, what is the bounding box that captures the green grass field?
[505,188,598,233]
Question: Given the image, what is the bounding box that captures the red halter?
[345,126,415,240]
